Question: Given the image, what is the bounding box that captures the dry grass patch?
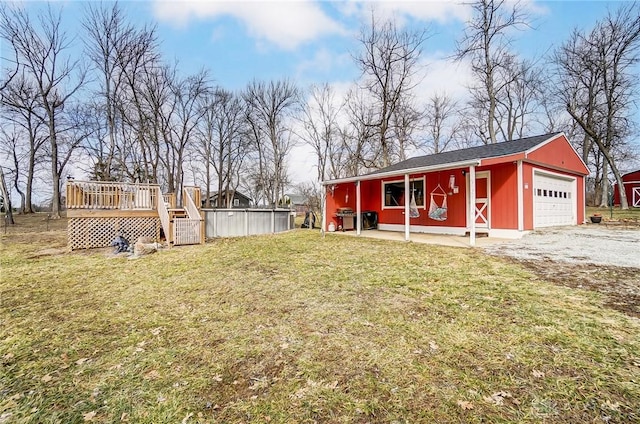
[587,206,640,222]
[1,217,639,423]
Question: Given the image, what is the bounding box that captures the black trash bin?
[360,211,378,230]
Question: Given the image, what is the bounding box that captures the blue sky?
[4,0,629,184]
[17,0,614,93]
[142,0,617,90]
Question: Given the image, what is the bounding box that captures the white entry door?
[533,172,575,228]
[468,171,491,230]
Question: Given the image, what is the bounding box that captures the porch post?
[321,185,327,236]
[517,160,524,232]
[469,165,476,247]
[404,173,410,241]
[356,180,362,235]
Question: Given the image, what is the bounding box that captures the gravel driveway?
[483,225,640,268]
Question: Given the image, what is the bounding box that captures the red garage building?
[323,132,589,245]
[613,169,640,208]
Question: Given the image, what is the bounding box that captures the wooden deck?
[66,180,204,250]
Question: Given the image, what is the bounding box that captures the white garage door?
[533,172,575,228]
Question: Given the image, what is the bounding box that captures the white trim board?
[488,229,528,239]
[378,223,466,236]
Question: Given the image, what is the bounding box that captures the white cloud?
[152,0,348,50]
[417,53,474,102]
[337,0,471,26]
[295,48,353,84]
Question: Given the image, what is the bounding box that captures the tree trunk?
[0,166,15,225]
[49,119,61,218]
[599,160,608,208]
[10,157,25,214]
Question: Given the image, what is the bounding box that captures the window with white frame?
[382,178,425,208]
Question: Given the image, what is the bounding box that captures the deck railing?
[156,186,171,242]
[163,193,177,209]
[66,180,161,210]
[183,186,201,219]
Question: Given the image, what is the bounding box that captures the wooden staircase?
[169,208,188,220]
[157,186,204,247]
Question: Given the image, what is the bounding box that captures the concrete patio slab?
[325,229,510,248]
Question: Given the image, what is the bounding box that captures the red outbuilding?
[613,169,640,207]
[322,132,589,245]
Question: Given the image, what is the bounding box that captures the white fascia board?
[322,159,481,186]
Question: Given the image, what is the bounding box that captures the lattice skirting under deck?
[68,216,161,250]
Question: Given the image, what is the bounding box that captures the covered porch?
[323,161,491,247]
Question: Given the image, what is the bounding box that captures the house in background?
[281,193,308,216]
[203,190,252,208]
[322,132,589,245]
[613,169,640,207]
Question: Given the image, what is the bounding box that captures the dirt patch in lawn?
[484,226,640,319]
[507,258,640,319]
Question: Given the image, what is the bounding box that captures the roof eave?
[322,159,481,185]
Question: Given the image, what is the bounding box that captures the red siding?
[486,163,518,230]
[526,134,589,175]
[613,170,640,206]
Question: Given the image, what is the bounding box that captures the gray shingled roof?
[367,132,561,176]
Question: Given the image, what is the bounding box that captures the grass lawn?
[587,205,640,221]
[1,214,639,423]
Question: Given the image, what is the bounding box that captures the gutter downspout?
[404,174,410,241]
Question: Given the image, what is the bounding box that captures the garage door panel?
[534,173,575,228]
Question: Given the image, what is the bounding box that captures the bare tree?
[0,5,86,217]
[299,83,343,182]
[495,56,545,140]
[0,165,13,224]
[0,128,25,213]
[243,79,299,206]
[554,3,640,209]
[83,1,153,181]
[113,24,162,183]
[1,75,48,213]
[163,70,211,201]
[295,181,321,212]
[456,0,529,144]
[355,14,429,166]
[340,87,380,175]
[195,88,247,208]
[423,92,461,153]
[0,25,18,92]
